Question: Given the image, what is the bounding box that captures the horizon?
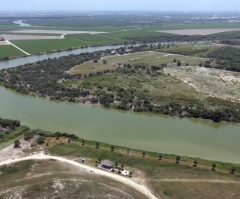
[0,0,239,12]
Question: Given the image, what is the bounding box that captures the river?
[0,46,239,164]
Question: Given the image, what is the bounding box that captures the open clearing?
[164,66,240,102]
[11,29,107,35]
[0,154,157,199]
[70,51,206,75]
[0,34,62,40]
[157,28,240,35]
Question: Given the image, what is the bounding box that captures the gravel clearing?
[0,34,62,40]
[157,28,240,35]
[10,29,107,35]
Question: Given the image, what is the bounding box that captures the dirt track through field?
[5,40,31,55]
[0,153,158,199]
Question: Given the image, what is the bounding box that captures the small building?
[100,159,114,170]
[0,37,4,41]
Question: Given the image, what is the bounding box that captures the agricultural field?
[157,28,240,35]
[164,66,240,102]
[159,44,219,57]
[0,45,25,58]
[10,39,91,54]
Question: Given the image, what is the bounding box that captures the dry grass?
[70,51,206,75]
[0,159,146,199]
[164,66,240,102]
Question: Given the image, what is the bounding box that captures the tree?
[173,59,176,63]
[95,161,98,166]
[158,154,162,160]
[36,136,45,144]
[193,160,198,167]
[115,162,118,168]
[111,145,114,151]
[129,171,133,177]
[68,138,71,143]
[118,167,121,174]
[142,151,145,157]
[177,61,181,66]
[212,163,216,171]
[230,167,236,174]
[127,149,130,154]
[46,143,49,147]
[98,157,101,163]
[111,165,115,172]
[96,142,100,148]
[103,60,107,64]
[121,164,124,171]
[176,156,180,164]
[14,139,20,148]
[82,140,85,146]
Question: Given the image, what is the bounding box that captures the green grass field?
[10,35,126,54]
[0,45,25,58]
[11,39,89,54]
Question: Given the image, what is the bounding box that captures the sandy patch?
[0,40,10,45]
[0,138,31,162]
[10,29,107,35]
[0,34,62,41]
[157,28,240,35]
[164,66,240,102]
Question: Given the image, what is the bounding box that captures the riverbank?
[1,134,239,199]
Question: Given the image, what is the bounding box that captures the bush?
[36,136,45,144]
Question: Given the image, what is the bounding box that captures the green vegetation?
[11,39,88,54]
[0,45,25,59]
[207,46,240,72]
[47,138,240,198]
[1,46,240,123]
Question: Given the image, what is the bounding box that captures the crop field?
[164,66,240,103]
[10,39,84,53]
[157,28,240,35]
[0,45,25,57]
[10,34,125,54]
[101,29,174,39]
[65,33,126,45]
[159,44,219,57]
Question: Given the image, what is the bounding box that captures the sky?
[0,0,239,12]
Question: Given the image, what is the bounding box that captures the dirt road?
[0,153,159,199]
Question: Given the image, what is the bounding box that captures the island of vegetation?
[1,44,240,123]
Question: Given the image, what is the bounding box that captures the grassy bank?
[46,137,240,198]
[0,45,25,58]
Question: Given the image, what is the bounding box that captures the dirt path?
[145,179,240,183]
[0,153,159,199]
[6,40,31,55]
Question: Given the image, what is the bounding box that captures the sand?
[10,29,107,35]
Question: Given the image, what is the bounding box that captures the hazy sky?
[0,0,239,11]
